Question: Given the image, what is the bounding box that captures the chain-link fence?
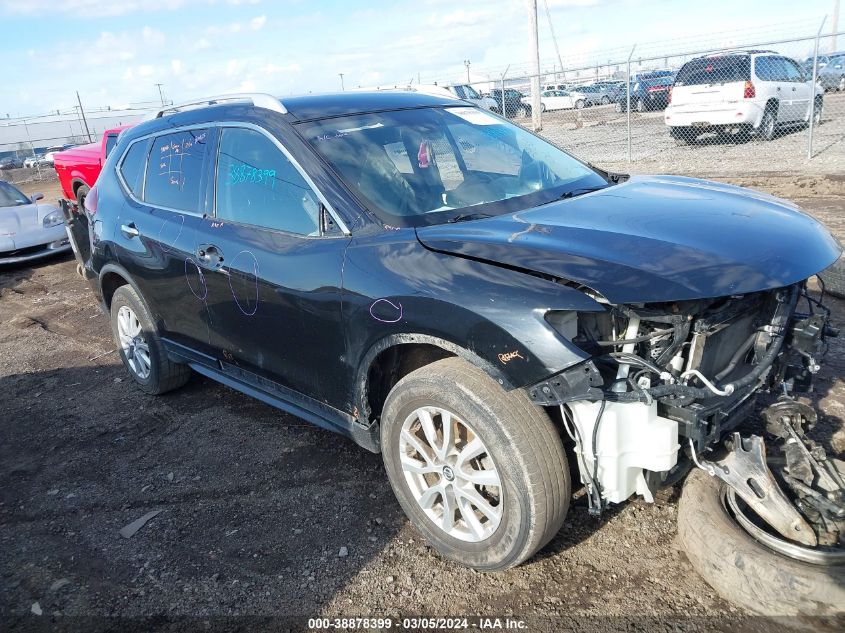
[431,27,845,177]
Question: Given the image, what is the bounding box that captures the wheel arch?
[355,333,517,426]
[99,262,143,310]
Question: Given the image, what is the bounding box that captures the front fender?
[343,231,604,405]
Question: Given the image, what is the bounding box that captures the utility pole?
[833,0,841,52]
[76,91,92,143]
[525,0,542,131]
[155,83,166,106]
[338,73,345,91]
[464,59,471,83]
[542,0,565,81]
[21,118,42,181]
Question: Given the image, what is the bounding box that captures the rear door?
[113,127,216,354]
[782,57,811,121]
[194,124,349,403]
[672,55,750,111]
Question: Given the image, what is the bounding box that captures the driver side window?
[215,127,320,236]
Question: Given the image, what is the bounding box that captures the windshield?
[0,181,30,207]
[300,106,606,226]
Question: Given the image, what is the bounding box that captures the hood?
[0,203,54,249]
[415,175,841,304]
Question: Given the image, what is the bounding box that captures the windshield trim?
[295,105,609,229]
[0,181,30,207]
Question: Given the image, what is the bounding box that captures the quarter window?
[119,139,150,198]
[215,127,320,236]
[144,129,210,212]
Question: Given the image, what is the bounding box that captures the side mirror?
[31,193,44,202]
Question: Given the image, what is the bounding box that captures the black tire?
[678,469,845,615]
[758,106,777,141]
[380,357,570,571]
[75,185,89,209]
[541,103,547,113]
[818,258,845,299]
[110,285,190,395]
[813,97,823,126]
[839,75,845,92]
[635,98,645,113]
[575,99,584,109]
[670,127,691,145]
[614,101,624,113]
[601,96,610,105]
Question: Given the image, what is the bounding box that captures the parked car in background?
[446,84,497,110]
[531,89,583,111]
[543,83,569,92]
[577,85,612,105]
[43,144,73,166]
[488,88,530,117]
[664,50,823,143]
[615,74,674,112]
[817,53,845,91]
[0,157,24,170]
[53,125,133,206]
[0,180,70,265]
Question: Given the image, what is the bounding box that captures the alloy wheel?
[117,305,151,379]
[399,406,503,542]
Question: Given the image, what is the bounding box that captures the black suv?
[70,92,838,572]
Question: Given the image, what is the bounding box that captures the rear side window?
[215,127,320,236]
[755,56,787,81]
[119,140,149,198]
[105,134,118,158]
[144,129,210,212]
[675,56,751,86]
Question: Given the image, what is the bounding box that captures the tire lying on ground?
[818,257,845,299]
[678,469,845,615]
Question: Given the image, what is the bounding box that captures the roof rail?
[701,48,779,57]
[154,93,287,118]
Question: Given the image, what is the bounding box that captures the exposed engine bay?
[528,280,842,550]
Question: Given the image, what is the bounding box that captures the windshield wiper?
[447,212,493,223]
[558,186,608,200]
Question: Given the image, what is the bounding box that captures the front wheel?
[380,357,570,571]
[635,98,645,112]
[575,99,585,109]
[601,96,610,105]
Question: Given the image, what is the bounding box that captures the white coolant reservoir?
[567,401,679,504]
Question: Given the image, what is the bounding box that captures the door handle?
[120,223,140,238]
[197,244,224,269]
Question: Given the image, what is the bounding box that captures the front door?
[194,125,350,406]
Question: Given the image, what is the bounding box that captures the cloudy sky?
[0,0,835,117]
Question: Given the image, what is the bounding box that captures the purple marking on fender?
[370,298,403,323]
[184,257,208,300]
[228,250,259,316]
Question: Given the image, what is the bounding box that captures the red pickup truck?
[53,125,134,207]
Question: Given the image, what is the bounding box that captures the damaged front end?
[527,280,841,549]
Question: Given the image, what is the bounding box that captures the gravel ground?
[1,174,844,632]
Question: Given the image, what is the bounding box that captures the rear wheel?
[635,98,645,112]
[812,97,823,126]
[758,107,777,141]
[380,357,570,571]
[601,96,610,105]
[75,185,89,209]
[839,75,845,92]
[575,99,584,109]
[110,285,190,395]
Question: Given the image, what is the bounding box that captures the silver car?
[817,53,845,91]
[0,181,70,265]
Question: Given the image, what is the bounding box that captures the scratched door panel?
[197,125,350,407]
[195,219,348,406]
